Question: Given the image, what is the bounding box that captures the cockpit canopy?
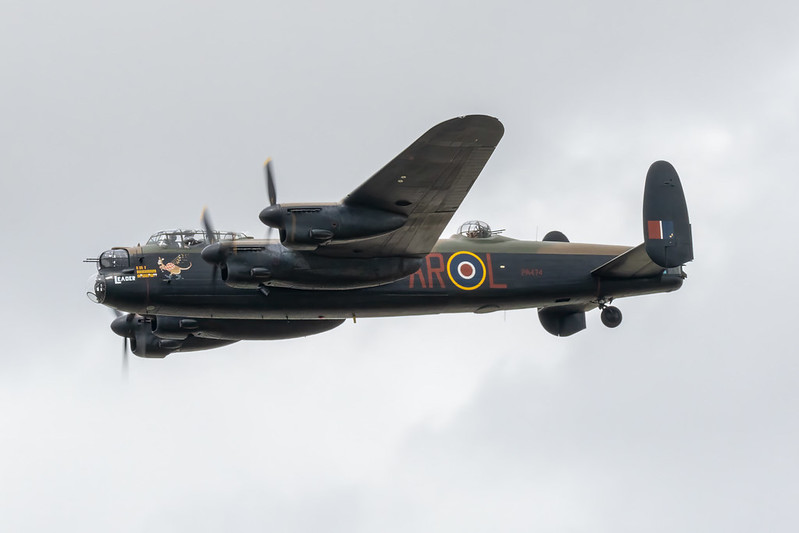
[145,229,252,249]
[458,220,495,239]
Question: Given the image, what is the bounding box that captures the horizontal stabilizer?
[591,243,665,279]
[643,161,693,268]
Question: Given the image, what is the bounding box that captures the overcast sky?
[2,1,798,531]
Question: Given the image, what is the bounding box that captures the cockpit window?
[458,220,494,238]
[99,249,130,269]
[145,229,251,248]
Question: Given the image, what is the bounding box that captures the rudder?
[643,161,693,268]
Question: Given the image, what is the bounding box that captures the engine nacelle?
[112,313,238,357]
[259,203,407,250]
[112,313,345,356]
[130,332,182,358]
[111,313,197,357]
[151,316,200,340]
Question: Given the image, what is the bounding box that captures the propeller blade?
[110,310,132,380]
[122,337,129,381]
[201,206,218,245]
[259,159,284,231]
[201,207,221,280]
[265,158,277,206]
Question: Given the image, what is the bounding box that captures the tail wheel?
[600,306,623,328]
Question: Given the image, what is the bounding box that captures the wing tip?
[423,115,505,146]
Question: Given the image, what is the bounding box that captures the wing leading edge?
[321,115,504,258]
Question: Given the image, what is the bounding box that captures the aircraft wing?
[321,115,504,258]
[591,243,666,279]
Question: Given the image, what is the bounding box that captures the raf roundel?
[446,251,487,290]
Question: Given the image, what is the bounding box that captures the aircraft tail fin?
[642,161,693,268]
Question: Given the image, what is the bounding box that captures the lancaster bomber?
[86,115,693,359]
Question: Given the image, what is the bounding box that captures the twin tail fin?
[643,161,693,268]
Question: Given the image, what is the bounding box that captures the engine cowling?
[151,316,200,340]
[111,313,187,357]
[111,313,236,358]
[113,314,346,357]
[259,203,407,250]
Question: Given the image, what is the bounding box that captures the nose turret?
[98,248,132,269]
[86,246,145,313]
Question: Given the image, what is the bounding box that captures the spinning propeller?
[200,158,280,277]
[201,206,221,281]
[258,157,283,240]
[265,157,277,207]
[110,310,136,378]
[259,158,285,233]
[201,207,218,246]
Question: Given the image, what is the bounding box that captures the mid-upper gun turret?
[457,220,504,239]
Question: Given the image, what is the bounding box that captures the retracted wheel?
[600,306,622,328]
